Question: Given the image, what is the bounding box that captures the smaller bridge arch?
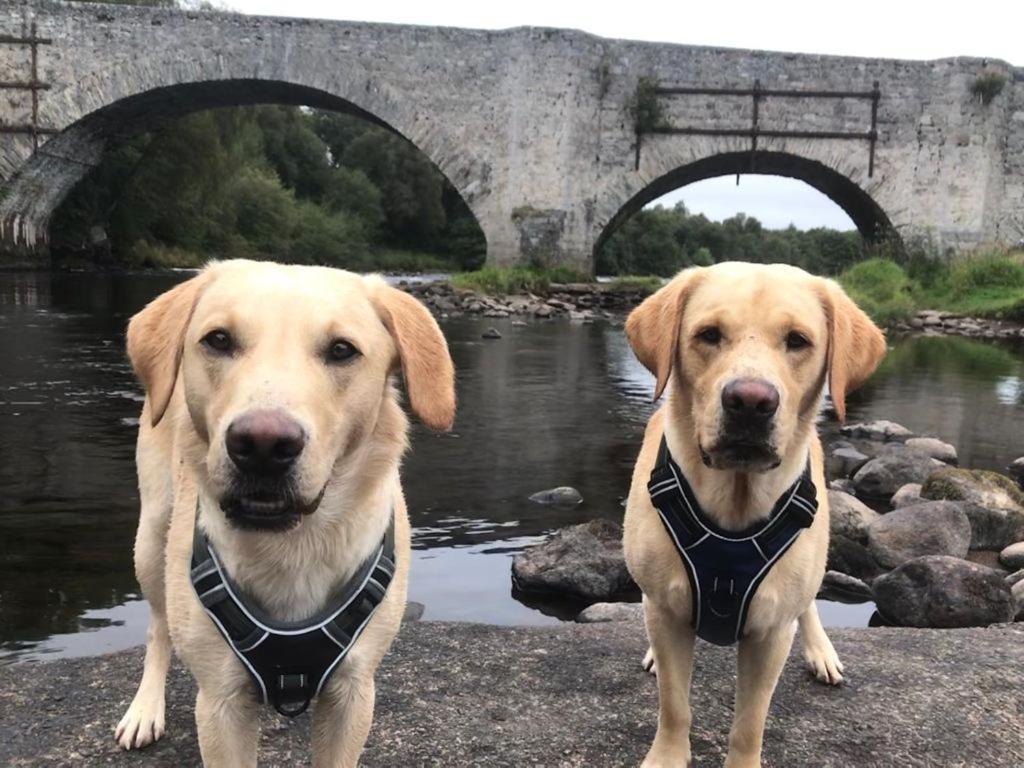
[594,150,896,258]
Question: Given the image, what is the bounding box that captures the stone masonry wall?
[0,1,1021,270]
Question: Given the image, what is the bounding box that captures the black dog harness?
[190,512,396,716]
[648,438,818,646]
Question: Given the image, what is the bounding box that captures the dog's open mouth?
[220,486,325,532]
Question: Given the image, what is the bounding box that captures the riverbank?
[1,620,1021,767]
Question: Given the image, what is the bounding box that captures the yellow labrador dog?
[623,263,885,768]
[114,259,454,766]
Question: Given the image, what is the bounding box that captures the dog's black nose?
[722,379,780,420]
[226,410,306,475]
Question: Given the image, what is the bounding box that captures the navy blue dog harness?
[648,438,818,646]
[190,513,395,716]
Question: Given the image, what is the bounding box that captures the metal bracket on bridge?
[0,23,56,151]
[635,79,881,178]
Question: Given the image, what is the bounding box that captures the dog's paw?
[114,696,166,750]
[804,643,845,686]
[641,646,657,676]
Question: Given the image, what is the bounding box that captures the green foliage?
[970,72,1007,105]
[630,77,666,133]
[835,251,1024,324]
[50,105,486,272]
[597,202,864,277]
[605,275,664,295]
[451,266,588,294]
[838,258,916,323]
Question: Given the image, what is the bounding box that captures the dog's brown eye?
[696,327,722,345]
[327,339,360,364]
[201,329,234,355]
[786,331,811,351]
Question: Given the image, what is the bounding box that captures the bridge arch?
[0,54,492,252]
[593,150,897,260]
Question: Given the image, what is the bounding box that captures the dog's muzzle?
[704,378,781,471]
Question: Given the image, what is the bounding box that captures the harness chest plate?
[190,513,396,716]
[647,439,817,646]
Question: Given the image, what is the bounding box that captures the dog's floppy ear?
[127,271,212,427]
[625,268,704,401]
[819,279,886,422]
[372,284,456,432]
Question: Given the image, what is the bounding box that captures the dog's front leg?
[195,687,259,768]
[642,598,696,768]
[726,621,797,768]
[312,667,376,768]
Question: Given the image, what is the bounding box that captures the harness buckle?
[273,672,313,717]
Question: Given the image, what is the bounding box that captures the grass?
[604,275,665,295]
[838,250,1024,324]
[450,265,590,294]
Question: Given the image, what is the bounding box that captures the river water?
[1,271,1022,663]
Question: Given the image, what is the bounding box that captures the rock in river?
[512,519,636,602]
[921,467,1024,512]
[866,501,971,569]
[873,555,1016,628]
[890,483,924,509]
[839,420,913,442]
[1008,456,1024,487]
[827,490,879,544]
[827,446,870,479]
[904,436,958,464]
[528,486,583,505]
[817,570,873,603]
[852,444,943,499]
[1000,541,1024,570]
[827,534,886,582]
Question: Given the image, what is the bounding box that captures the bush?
[838,258,916,323]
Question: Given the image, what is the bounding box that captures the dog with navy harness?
[116,260,455,767]
[622,263,886,768]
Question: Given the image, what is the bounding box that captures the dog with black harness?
[116,260,455,767]
[622,262,886,768]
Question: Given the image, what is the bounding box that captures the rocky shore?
[398,279,1024,341]
[401,279,654,323]
[514,420,1024,630]
[1,620,1021,767]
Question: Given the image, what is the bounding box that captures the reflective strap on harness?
[648,438,817,645]
[190,510,396,717]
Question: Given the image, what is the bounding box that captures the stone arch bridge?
[1,1,1022,272]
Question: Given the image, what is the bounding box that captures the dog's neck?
[195,398,408,623]
[662,390,815,532]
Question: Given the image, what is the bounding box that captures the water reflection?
[2,272,1023,662]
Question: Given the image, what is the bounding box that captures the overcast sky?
[229,0,1020,231]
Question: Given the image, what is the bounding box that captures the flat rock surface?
[2,622,1023,767]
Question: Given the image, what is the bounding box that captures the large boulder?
[891,483,924,509]
[905,437,958,465]
[873,555,1016,628]
[827,534,886,582]
[852,444,944,500]
[511,520,636,602]
[840,420,913,442]
[921,467,1024,511]
[866,502,971,569]
[921,468,1024,545]
[827,490,880,544]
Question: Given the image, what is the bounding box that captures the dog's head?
[127,260,455,532]
[626,262,885,472]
